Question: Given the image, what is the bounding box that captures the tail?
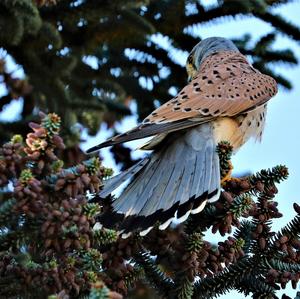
[97,123,220,237]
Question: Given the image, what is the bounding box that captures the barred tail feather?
[98,158,150,198]
[97,123,220,237]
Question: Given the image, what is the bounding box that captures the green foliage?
[216,141,233,181]
[88,281,110,299]
[229,195,254,218]
[0,198,16,227]
[83,203,101,218]
[134,250,173,297]
[186,232,203,252]
[1,113,300,298]
[0,0,299,154]
[0,113,118,298]
[93,228,118,246]
[177,276,194,299]
[1,1,300,298]
[0,0,41,45]
[124,265,144,289]
[249,164,289,185]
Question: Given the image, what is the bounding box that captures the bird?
[87,37,278,238]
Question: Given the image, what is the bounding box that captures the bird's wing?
[87,52,277,153]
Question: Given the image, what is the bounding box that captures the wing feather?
[87,52,277,152]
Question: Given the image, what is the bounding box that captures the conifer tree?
[1,1,300,298]
[1,113,300,299]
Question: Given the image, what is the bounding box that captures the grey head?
[186,37,239,81]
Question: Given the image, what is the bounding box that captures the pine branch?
[182,2,249,28]
[254,11,300,41]
[193,258,263,298]
[237,274,277,298]
[122,9,155,35]
[249,165,289,186]
[270,214,300,252]
[176,276,194,299]
[0,198,17,228]
[266,0,296,7]
[267,258,300,273]
[47,157,101,186]
[255,32,277,50]
[134,250,174,298]
[2,0,42,39]
[0,227,26,251]
[245,49,297,65]
[124,265,145,289]
[233,221,255,255]
[88,281,122,299]
[170,233,203,298]
[93,228,118,247]
[216,141,233,181]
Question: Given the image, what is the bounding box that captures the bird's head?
[186,37,239,81]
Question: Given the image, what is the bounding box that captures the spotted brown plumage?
[87,52,276,152]
[143,52,276,124]
[87,37,278,237]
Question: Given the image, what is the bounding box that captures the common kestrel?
[87,37,277,237]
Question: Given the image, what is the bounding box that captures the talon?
[221,161,233,186]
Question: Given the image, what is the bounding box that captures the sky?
[1,1,300,297]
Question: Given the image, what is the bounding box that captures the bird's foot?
[220,160,236,186]
[222,176,243,186]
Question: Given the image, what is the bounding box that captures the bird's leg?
[220,160,233,186]
[220,160,244,188]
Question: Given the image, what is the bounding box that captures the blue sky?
[1,1,300,297]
